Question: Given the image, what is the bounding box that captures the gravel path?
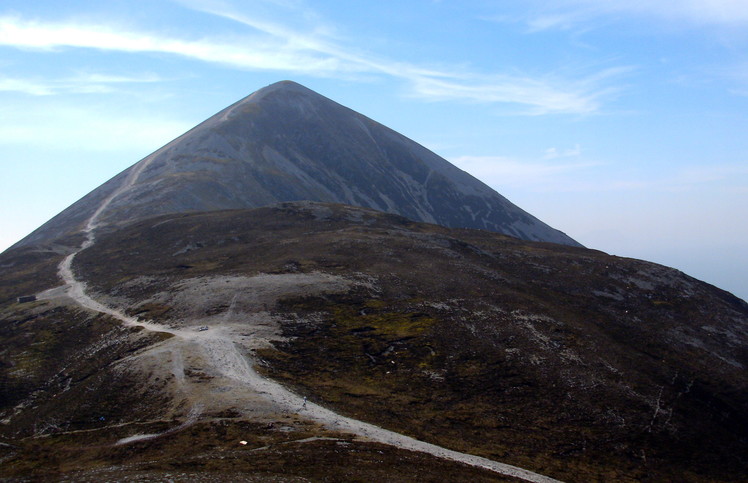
[51,155,562,483]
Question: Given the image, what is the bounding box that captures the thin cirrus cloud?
[543,144,582,160]
[0,77,54,96]
[406,76,601,115]
[183,2,629,115]
[407,64,632,115]
[0,102,190,152]
[451,154,602,189]
[0,73,164,96]
[449,153,698,194]
[524,0,748,31]
[0,15,345,74]
[0,12,625,115]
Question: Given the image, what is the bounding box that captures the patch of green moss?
[330,305,435,339]
[651,300,672,306]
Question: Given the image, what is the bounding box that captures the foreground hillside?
[1,202,746,481]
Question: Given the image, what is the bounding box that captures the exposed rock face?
[14,80,580,248]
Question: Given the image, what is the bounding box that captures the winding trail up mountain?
[52,156,563,483]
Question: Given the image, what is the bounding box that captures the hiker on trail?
[302,396,307,409]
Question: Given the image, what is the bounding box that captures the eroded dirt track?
[49,156,562,482]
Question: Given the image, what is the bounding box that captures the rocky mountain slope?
[2,80,746,481]
[1,202,746,481]
[14,81,579,249]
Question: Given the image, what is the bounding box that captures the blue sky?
[1,0,747,301]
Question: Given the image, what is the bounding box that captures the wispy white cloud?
[453,152,748,196]
[451,154,602,188]
[0,15,350,75]
[69,72,164,84]
[0,102,190,152]
[543,144,582,160]
[0,77,54,95]
[181,2,632,114]
[523,0,748,32]
[607,0,748,26]
[0,11,627,115]
[406,76,603,115]
[525,10,599,33]
[0,73,164,96]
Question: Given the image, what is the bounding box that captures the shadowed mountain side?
[13,81,580,249]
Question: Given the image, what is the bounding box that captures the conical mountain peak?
[254,79,315,96]
[14,81,581,248]
[216,80,332,124]
[226,80,318,111]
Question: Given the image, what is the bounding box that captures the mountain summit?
[16,80,580,248]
